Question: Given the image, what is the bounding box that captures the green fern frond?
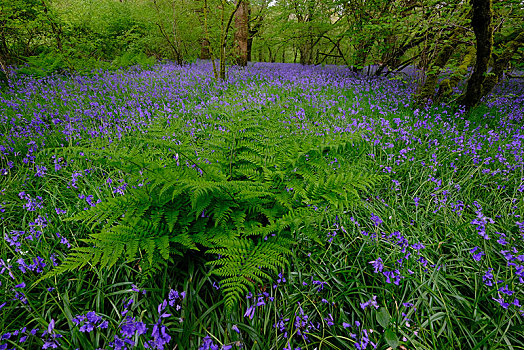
[207,237,291,311]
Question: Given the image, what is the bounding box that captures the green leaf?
[385,328,399,349]
[376,307,391,328]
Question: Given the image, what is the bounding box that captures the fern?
[38,114,381,310]
[208,237,292,311]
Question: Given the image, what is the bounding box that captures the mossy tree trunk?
[416,39,458,104]
[247,4,264,63]
[352,40,373,72]
[0,41,9,87]
[299,42,313,65]
[435,46,476,101]
[219,0,243,79]
[295,0,315,65]
[415,5,472,104]
[195,0,212,60]
[481,30,524,96]
[461,0,493,110]
[0,62,7,88]
[200,38,211,60]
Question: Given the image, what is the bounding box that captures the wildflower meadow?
[1,61,523,349]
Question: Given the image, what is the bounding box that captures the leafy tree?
[0,0,51,63]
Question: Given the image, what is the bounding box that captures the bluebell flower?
[470,247,485,261]
[370,213,383,226]
[312,279,327,291]
[360,296,379,310]
[369,258,383,273]
[35,165,47,177]
[498,285,514,296]
[198,335,219,350]
[324,314,334,327]
[109,335,134,350]
[492,295,510,309]
[244,305,255,320]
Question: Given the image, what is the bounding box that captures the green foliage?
[17,52,72,77]
[3,0,193,75]
[16,50,156,77]
[385,328,399,348]
[0,0,51,60]
[39,115,379,310]
[376,307,391,328]
[110,52,157,69]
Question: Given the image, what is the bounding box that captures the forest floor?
[0,61,523,349]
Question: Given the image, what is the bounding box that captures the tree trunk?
[461,0,493,110]
[247,2,264,63]
[268,46,275,63]
[195,0,212,60]
[247,37,253,62]
[416,42,456,104]
[416,7,471,104]
[0,62,8,88]
[0,32,9,62]
[435,46,475,101]
[481,30,524,96]
[376,34,433,76]
[200,38,211,59]
[234,0,249,66]
[299,41,313,65]
[0,36,9,87]
[219,0,243,80]
[380,35,399,70]
[352,40,373,72]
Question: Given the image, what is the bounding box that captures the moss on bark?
[481,30,524,96]
[416,43,456,104]
[436,46,476,101]
[461,0,493,110]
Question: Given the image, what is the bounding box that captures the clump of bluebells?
[0,287,186,349]
[72,311,109,333]
[362,213,443,287]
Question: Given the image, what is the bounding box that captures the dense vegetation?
[1,61,523,349]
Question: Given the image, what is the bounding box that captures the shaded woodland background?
[1,0,523,108]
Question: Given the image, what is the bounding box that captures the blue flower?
[244,305,255,320]
[369,258,383,273]
[370,213,383,226]
[498,285,514,296]
[198,335,218,350]
[470,247,485,261]
[360,296,379,310]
